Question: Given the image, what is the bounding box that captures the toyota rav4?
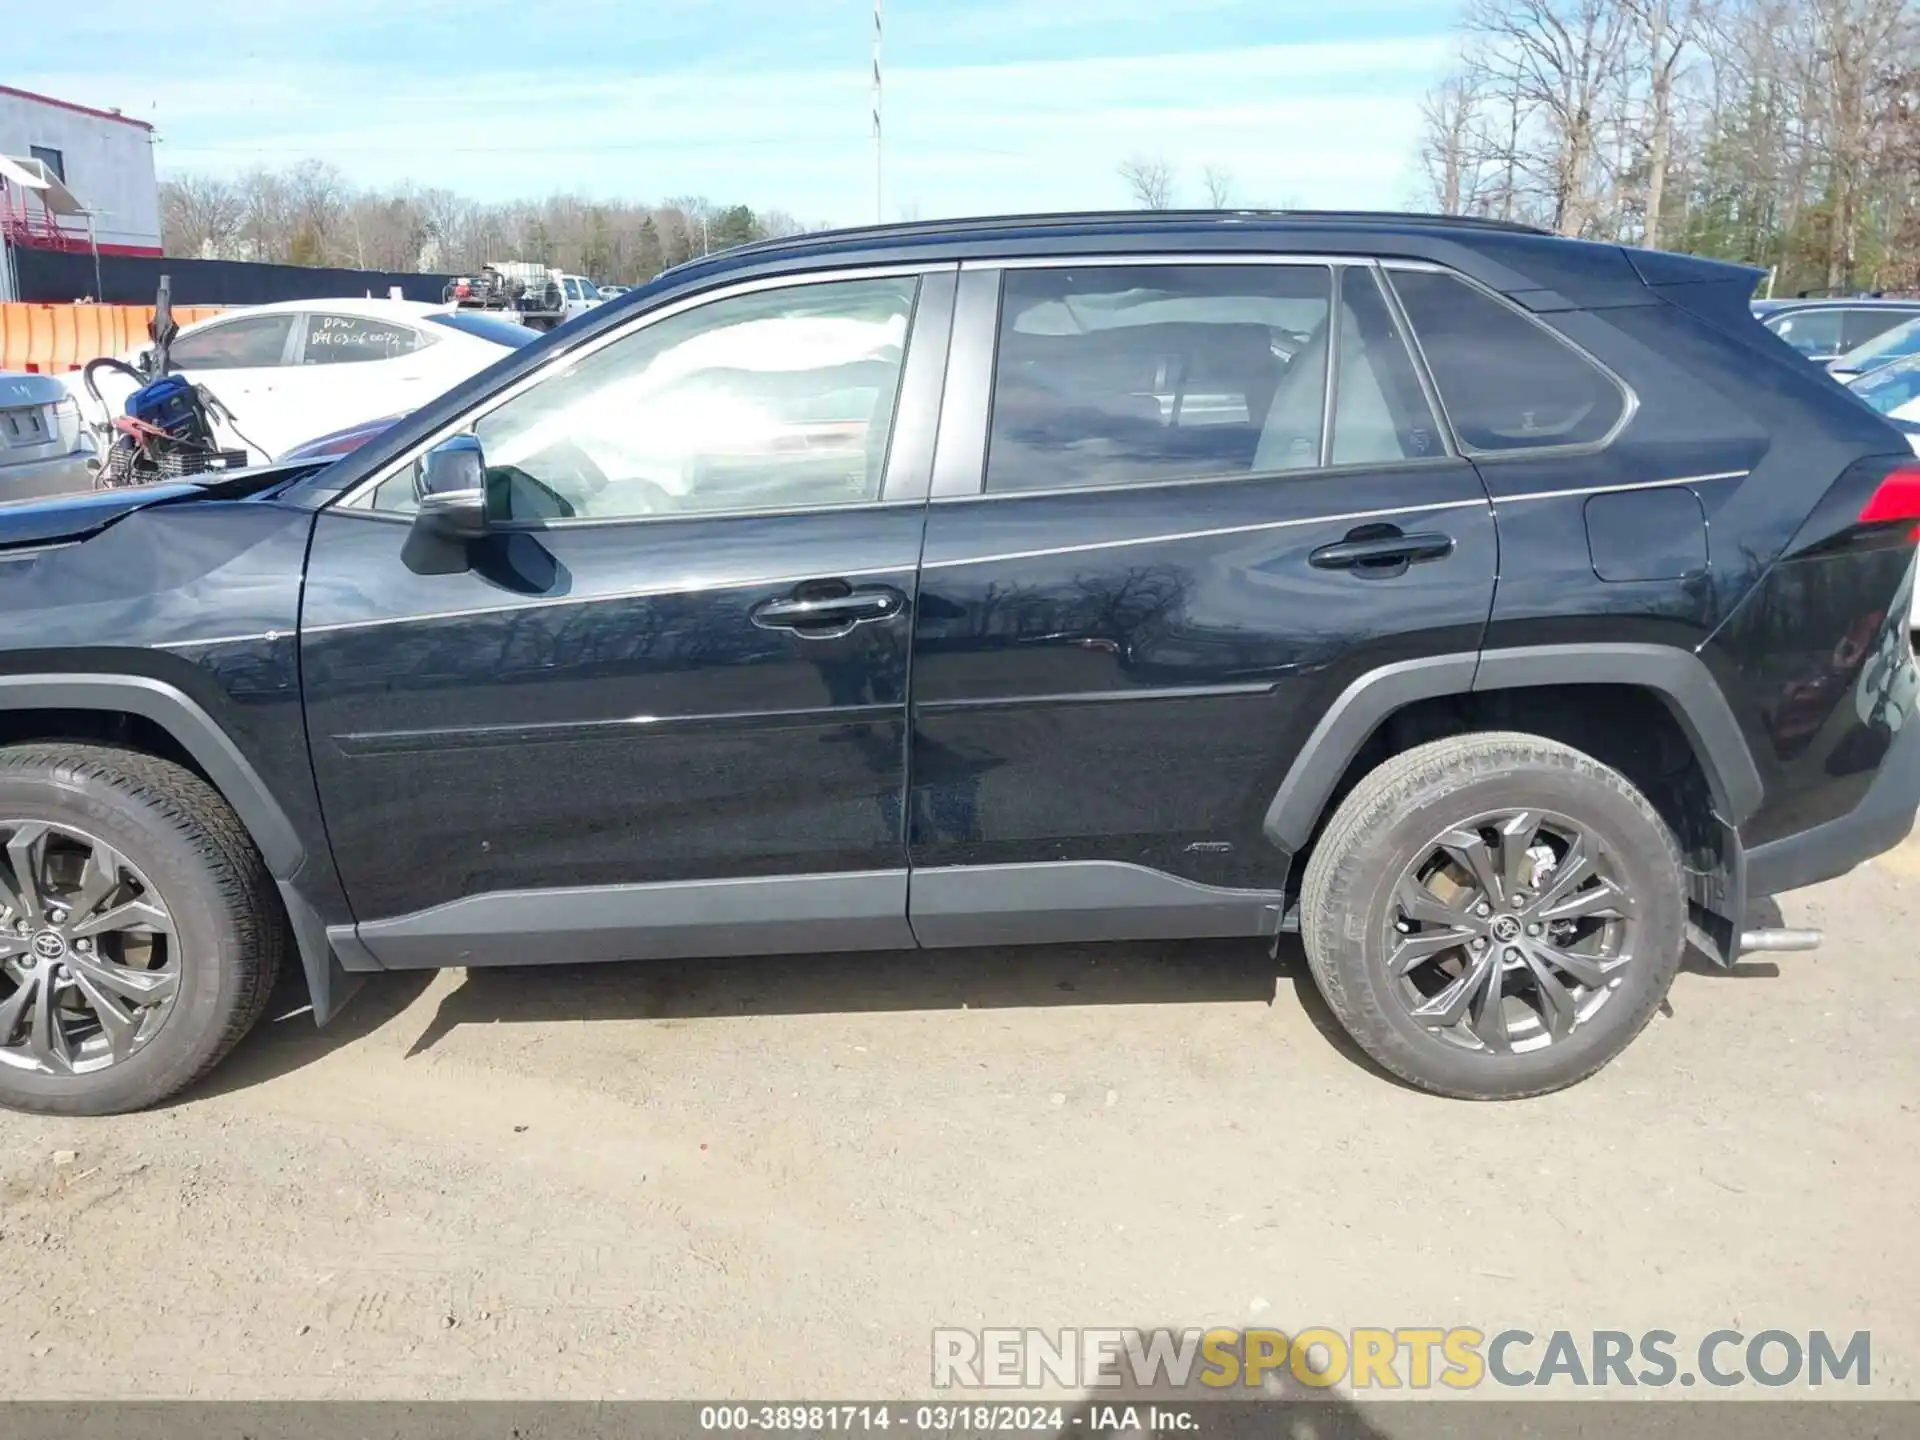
[0,210,1916,1113]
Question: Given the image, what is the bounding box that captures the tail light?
[1858,463,1920,537]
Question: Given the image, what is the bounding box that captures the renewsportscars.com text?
[931,1327,1872,1391]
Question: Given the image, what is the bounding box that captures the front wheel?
[0,745,285,1114]
[1298,732,1686,1100]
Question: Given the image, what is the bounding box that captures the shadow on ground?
[185,892,1800,1101]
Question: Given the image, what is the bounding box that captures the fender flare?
[0,674,359,1022]
[1262,644,1764,853]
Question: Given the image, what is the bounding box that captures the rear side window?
[986,264,1332,492]
[1840,308,1915,351]
[301,314,427,365]
[1391,270,1626,453]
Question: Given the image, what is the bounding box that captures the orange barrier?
[0,302,225,375]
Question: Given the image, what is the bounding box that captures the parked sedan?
[69,301,536,463]
[1848,352,1920,450]
[1829,314,1920,381]
[0,371,93,499]
[1754,297,1920,365]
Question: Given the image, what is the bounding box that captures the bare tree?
[1464,0,1635,235]
[1201,165,1235,208]
[1418,70,1493,213]
[159,175,243,258]
[1118,154,1178,209]
[1621,0,1703,248]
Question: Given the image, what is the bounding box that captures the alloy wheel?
[0,821,179,1075]
[1386,808,1638,1055]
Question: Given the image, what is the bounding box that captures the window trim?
[1382,259,1638,461]
[935,253,1459,504]
[329,261,958,522]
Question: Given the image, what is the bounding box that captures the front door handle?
[1309,529,1456,575]
[751,581,905,638]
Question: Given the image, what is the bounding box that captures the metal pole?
[872,0,883,223]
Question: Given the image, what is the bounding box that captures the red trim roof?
[0,85,153,132]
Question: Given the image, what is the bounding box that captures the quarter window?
[984,264,1333,492]
[365,276,919,521]
[1391,270,1625,452]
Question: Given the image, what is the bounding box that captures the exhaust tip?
[1738,927,1824,955]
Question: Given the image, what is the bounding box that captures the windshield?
[1834,315,1920,372]
[1849,354,1920,417]
[425,312,541,348]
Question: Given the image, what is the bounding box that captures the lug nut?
[1504,947,1523,963]
[1526,922,1543,936]
[46,909,67,925]
[1471,937,1487,951]
[73,938,91,953]
[13,919,27,935]
[1511,893,1528,908]
[1476,903,1492,918]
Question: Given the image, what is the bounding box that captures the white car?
[69,299,535,463]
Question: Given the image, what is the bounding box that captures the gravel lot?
[0,831,1915,1402]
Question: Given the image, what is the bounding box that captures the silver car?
[0,373,93,499]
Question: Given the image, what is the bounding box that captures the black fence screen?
[13,248,454,306]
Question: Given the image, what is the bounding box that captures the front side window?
[563,279,582,300]
[365,275,918,521]
[1391,270,1626,452]
[1764,307,1844,358]
[169,314,296,370]
[985,264,1333,492]
[301,314,428,365]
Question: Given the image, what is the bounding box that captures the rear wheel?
[0,745,284,1114]
[1299,732,1686,1100]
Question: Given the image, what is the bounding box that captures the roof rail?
[693,208,1552,268]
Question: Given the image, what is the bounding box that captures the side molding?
[909,861,1287,948]
[1262,644,1764,853]
[341,870,916,970]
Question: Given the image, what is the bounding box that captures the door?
[906,259,1498,944]
[301,266,955,966]
[162,311,300,460]
[284,311,440,453]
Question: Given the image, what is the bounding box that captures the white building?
[0,84,160,257]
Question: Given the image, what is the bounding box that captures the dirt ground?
[0,831,1916,1403]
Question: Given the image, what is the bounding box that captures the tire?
[1299,731,1686,1100]
[0,744,285,1115]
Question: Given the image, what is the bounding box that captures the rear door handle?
[1309,530,1456,573]
[751,582,905,638]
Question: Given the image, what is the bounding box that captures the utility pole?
[872,0,883,223]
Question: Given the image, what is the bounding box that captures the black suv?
[3,211,1917,1112]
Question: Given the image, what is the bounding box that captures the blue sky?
[15,0,1455,223]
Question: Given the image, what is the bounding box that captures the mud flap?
[275,879,367,1026]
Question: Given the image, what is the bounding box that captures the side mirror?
[414,434,489,539]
